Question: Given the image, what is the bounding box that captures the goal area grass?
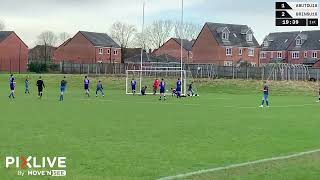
[0,74,319,180]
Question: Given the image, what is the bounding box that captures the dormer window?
[246,33,253,42]
[296,38,302,46]
[263,40,268,47]
[222,32,229,41]
[221,27,230,41]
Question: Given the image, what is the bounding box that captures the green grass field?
[0,74,320,180]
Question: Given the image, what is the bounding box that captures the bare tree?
[174,22,201,40]
[0,20,5,31]
[132,32,151,50]
[37,31,57,64]
[37,31,57,47]
[145,20,174,49]
[59,32,71,44]
[110,22,137,48]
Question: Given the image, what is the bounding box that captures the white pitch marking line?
[157,148,320,180]
[78,98,318,109]
[79,98,201,106]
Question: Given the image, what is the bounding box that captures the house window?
[114,50,118,55]
[239,48,243,55]
[292,51,300,59]
[248,48,254,57]
[312,51,317,58]
[251,62,257,67]
[222,32,229,41]
[99,48,103,55]
[263,41,268,47]
[226,48,232,56]
[224,61,233,66]
[277,51,283,58]
[304,51,308,58]
[189,51,193,58]
[260,52,266,58]
[246,34,253,42]
[107,49,110,54]
[296,38,302,46]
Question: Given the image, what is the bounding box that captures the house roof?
[79,31,120,48]
[172,38,193,51]
[205,22,260,47]
[124,54,180,64]
[0,31,13,43]
[262,31,300,51]
[290,30,320,51]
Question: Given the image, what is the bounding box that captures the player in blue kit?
[96,80,105,97]
[171,88,177,97]
[84,76,90,97]
[260,81,269,108]
[25,77,30,94]
[176,78,182,98]
[59,76,67,101]
[159,79,166,101]
[8,74,15,99]
[131,78,137,95]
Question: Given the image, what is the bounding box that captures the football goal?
[125,67,192,95]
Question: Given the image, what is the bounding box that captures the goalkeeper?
[141,86,147,96]
[187,82,195,96]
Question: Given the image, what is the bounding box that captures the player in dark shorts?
[59,76,67,101]
[141,86,147,96]
[25,77,30,94]
[187,82,195,96]
[131,78,137,95]
[36,76,45,99]
[84,76,90,97]
[8,74,15,99]
[159,79,166,101]
[171,88,177,97]
[176,78,182,98]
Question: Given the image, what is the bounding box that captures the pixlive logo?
[5,156,67,177]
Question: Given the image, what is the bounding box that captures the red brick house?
[152,38,194,63]
[260,30,320,67]
[0,31,28,72]
[192,22,260,66]
[53,31,121,64]
[288,31,320,67]
[260,31,299,65]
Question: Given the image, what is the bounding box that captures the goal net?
[125,68,193,95]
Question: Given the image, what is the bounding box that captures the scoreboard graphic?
[276,1,318,26]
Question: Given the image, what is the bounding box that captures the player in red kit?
[153,79,159,95]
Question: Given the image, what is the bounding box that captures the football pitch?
[0,74,320,180]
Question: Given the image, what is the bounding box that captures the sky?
[1,0,319,48]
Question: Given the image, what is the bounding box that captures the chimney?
[149,49,152,54]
